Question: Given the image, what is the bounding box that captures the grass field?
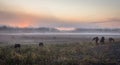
[0,41,120,65]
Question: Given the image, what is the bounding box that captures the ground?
[0,34,120,65]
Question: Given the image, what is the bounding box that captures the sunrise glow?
[56,27,75,31]
[0,0,120,28]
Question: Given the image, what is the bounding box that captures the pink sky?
[0,0,120,28]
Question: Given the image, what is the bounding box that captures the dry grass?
[0,42,120,65]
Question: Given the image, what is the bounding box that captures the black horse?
[92,37,99,45]
[39,42,44,46]
[100,37,105,44]
[14,44,21,48]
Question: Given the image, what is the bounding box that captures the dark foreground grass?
[0,42,120,65]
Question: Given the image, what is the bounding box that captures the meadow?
[0,34,120,65]
[0,41,120,65]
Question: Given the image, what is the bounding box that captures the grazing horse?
[92,37,99,45]
[100,37,105,44]
[14,44,21,48]
[39,42,44,46]
[109,37,115,43]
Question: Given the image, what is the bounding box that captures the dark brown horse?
[100,37,105,44]
[39,42,44,46]
[92,37,99,45]
[109,37,115,43]
[14,44,21,48]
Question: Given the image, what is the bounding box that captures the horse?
[14,44,21,48]
[109,37,115,43]
[39,42,44,46]
[92,37,99,45]
[100,37,105,44]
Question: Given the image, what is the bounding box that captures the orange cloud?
[16,21,30,28]
[0,11,48,28]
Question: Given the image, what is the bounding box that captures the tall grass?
[0,42,119,65]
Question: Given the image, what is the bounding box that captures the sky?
[0,0,120,29]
